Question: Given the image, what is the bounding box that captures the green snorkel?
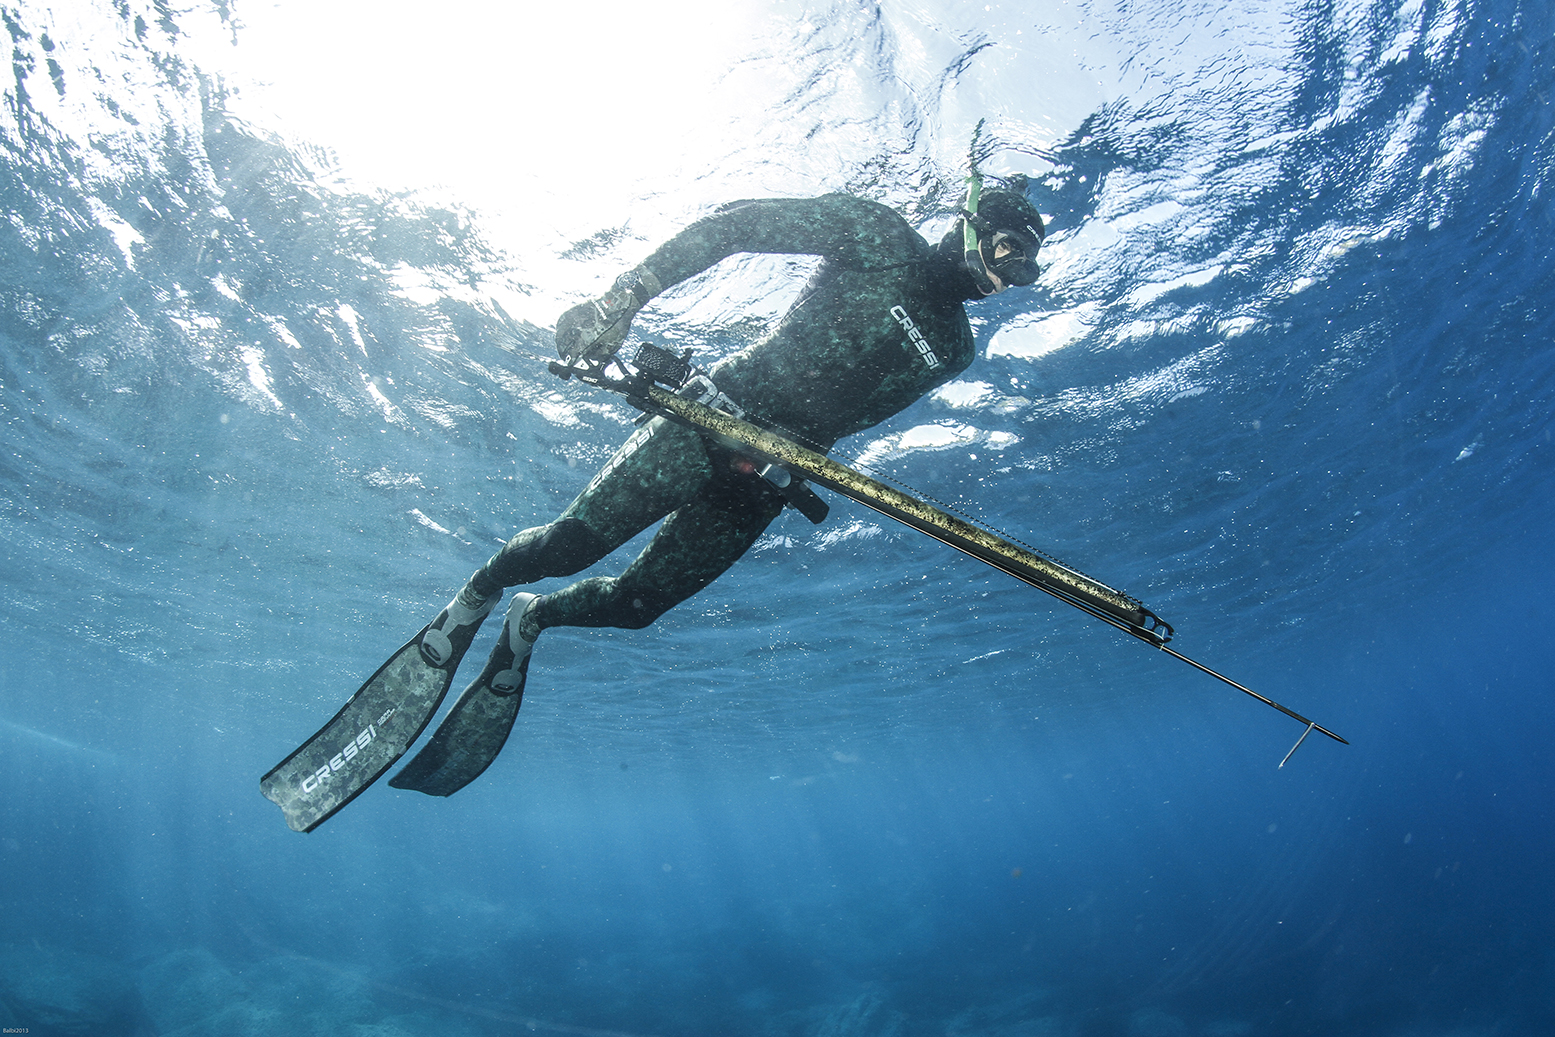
[959,120,1001,296]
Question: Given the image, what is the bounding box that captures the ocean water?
[1,0,1552,1034]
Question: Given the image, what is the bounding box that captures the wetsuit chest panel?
[640,194,976,448]
[713,266,974,446]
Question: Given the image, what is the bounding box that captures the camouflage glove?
[555,265,663,364]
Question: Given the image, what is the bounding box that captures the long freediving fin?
[389,593,536,797]
[260,591,498,832]
[387,654,529,797]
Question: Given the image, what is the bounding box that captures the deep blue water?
[2,0,1553,1035]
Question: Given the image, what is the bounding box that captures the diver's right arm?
[554,265,662,363]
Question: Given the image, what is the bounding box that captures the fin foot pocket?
[419,584,502,667]
[489,668,523,696]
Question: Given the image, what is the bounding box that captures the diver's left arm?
[555,195,921,362]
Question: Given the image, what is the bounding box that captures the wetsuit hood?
[937,186,1046,299]
[928,230,1000,303]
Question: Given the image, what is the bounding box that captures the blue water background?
[1,1,1553,1034]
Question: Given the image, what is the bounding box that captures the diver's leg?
[423,418,711,663]
[467,417,713,596]
[529,465,786,632]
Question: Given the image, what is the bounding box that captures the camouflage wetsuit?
[469,194,989,633]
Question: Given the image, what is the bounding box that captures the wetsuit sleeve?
[639,195,926,291]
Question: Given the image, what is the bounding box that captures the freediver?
[393,184,1046,794]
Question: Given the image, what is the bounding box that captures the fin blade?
[260,629,453,832]
[389,657,528,797]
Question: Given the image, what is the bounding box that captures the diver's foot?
[419,580,502,667]
[484,593,542,696]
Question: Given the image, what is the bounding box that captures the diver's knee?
[533,517,610,576]
[480,517,611,589]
